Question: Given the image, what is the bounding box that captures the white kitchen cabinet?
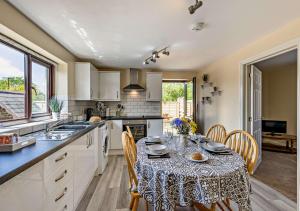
[110,120,123,149]
[72,129,97,208]
[99,71,120,101]
[0,161,45,211]
[147,119,163,136]
[146,72,162,101]
[75,62,99,100]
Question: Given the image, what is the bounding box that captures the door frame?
[239,38,300,207]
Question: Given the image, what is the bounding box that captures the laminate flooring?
[76,156,297,211]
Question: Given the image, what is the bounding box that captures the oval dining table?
[135,137,252,211]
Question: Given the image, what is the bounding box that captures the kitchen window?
[0,40,54,122]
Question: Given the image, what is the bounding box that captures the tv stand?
[262,133,297,153]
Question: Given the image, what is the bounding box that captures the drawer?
[45,180,73,211]
[44,147,71,175]
[44,161,73,196]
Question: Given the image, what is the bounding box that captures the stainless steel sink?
[54,125,89,130]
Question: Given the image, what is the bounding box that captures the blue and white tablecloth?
[135,137,252,211]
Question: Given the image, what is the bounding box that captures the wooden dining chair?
[219,130,259,210]
[122,132,148,211]
[206,124,226,143]
[126,126,137,158]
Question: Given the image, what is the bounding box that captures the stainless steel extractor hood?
[123,68,145,92]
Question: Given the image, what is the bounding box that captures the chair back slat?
[224,130,259,175]
[122,132,138,188]
[206,124,226,143]
[126,126,137,157]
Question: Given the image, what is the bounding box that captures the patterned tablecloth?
[135,137,252,211]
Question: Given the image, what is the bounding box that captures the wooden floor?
[76,156,297,211]
[253,150,297,201]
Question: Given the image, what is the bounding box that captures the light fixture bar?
[143,47,170,65]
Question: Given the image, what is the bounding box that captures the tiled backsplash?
[68,100,96,120]
[104,91,161,116]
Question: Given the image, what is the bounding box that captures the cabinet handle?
[117,91,119,99]
[55,170,68,182]
[148,92,151,99]
[91,89,93,97]
[63,205,68,210]
[55,152,68,163]
[55,187,67,202]
[148,122,151,128]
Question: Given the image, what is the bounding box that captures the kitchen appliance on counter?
[122,119,147,141]
[85,108,94,121]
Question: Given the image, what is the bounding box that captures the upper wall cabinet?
[146,72,162,101]
[75,62,99,100]
[98,71,120,101]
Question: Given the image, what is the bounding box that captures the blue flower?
[171,118,183,127]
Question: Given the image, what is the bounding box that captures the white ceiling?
[8,0,300,71]
[255,50,297,70]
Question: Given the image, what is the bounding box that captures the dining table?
[135,136,252,211]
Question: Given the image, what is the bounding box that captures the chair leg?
[216,202,225,211]
[129,195,135,209]
[223,198,233,211]
[132,197,140,211]
[211,203,216,211]
[145,200,149,211]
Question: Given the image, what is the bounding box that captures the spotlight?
[152,51,160,59]
[162,50,170,56]
[188,0,203,14]
[150,58,156,63]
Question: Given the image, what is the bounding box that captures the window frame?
[0,40,54,122]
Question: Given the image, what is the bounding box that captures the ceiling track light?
[188,0,203,15]
[143,47,170,65]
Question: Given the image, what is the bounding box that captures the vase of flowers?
[170,117,197,149]
[49,96,64,120]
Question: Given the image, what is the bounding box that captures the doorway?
[242,49,298,202]
[162,80,195,134]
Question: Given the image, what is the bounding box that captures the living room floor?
[253,150,297,202]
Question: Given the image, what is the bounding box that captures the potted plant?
[171,117,197,147]
[49,96,64,120]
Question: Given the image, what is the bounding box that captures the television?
[262,120,287,134]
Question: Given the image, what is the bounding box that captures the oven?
[122,120,147,142]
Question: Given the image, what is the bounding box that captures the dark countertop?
[103,115,164,120]
[0,123,100,185]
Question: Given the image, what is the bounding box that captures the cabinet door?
[71,134,90,208]
[146,73,162,101]
[0,161,45,211]
[90,69,99,100]
[75,63,92,100]
[110,120,123,149]
[99,72,120,101]
[88,129,98,176]
[147,119,163,136]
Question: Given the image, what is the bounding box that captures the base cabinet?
[0,128,98,211]
[147,119,163,136]
[109,120,123,149]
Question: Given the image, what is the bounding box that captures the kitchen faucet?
[45,119,65,133]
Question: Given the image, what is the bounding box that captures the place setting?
[201,141,233,155]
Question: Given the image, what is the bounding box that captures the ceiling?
[255,50,297,70]
[8,0,300,71]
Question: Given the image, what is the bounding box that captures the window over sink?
[0,40,54,122]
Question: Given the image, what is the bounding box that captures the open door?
[250,65,262,167]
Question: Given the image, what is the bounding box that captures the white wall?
[261,63,297,135]
[197,18,300,134]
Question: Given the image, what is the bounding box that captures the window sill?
[0,118,64,135]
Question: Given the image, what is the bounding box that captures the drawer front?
[44,147,71,175]
[44,159,73,196]
[45,180,73,211]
